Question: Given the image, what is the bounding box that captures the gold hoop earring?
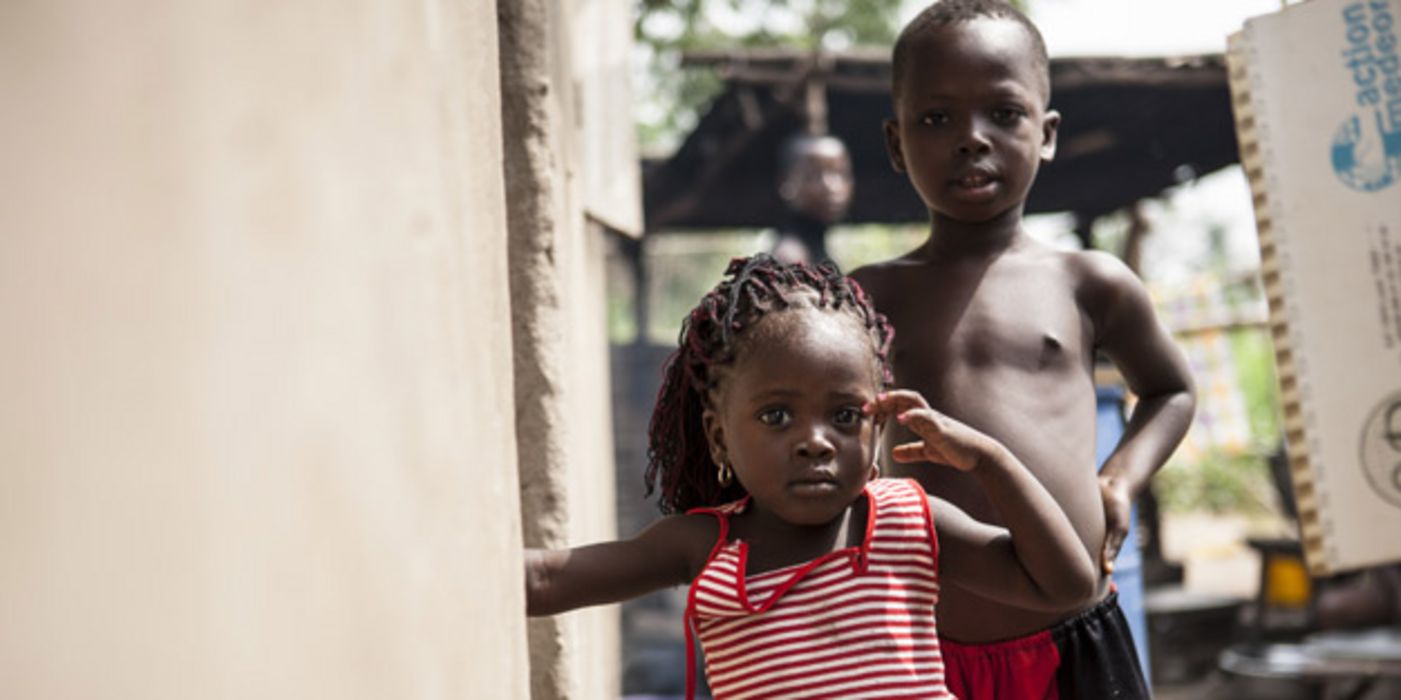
[717,460,734,487]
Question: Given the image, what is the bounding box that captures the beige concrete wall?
[575,0,644,236]
[0,1,529,698]
[563,219,624,698]
[500,0,632,698]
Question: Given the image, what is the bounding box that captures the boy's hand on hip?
[1098,474,1132,575]
[865,390,998,473]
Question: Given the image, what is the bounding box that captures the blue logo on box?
[1331,114,1401,192]
[1333,0,1401,192]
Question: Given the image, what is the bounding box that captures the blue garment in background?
[1095,385,1150,684]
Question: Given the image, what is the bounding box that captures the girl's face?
[702,307,882,527]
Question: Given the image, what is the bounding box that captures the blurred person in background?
[769,133,854,266]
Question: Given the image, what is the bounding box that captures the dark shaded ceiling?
[643,50,1238,231]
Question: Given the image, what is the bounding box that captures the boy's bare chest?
[888,279,1091,375]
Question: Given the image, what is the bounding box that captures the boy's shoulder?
[1006,240,1136,280]
[849,244,1137,289]
[1029,247,1154,326]
[850,245,1149,322]
[848,253,923,300]
[992,243,1148,301]
[849,250,928,274]
[1059,247,1154,311]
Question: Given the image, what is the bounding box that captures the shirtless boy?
[851,1,1196,696]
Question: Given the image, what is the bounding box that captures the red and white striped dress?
[684,478,955,700]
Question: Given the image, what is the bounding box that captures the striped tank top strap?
[682,497,744,700]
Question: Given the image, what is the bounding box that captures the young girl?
[525,255,1096,699]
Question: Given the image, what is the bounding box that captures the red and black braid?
[643,254,894,514]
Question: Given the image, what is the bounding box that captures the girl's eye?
[758,408,790,427]
[833,407,863,427]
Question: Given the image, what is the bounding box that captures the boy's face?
[885,17,1059,225]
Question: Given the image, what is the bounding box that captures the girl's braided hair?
[644,254,894,514]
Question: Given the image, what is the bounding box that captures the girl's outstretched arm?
[867,390,1098,612]
[526,513,717,616]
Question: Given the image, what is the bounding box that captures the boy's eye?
[918,112,949,126]
[992,107,1026,124]
[833,407,863,427]
[758,408,790,427]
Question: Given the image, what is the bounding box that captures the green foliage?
[606,271,640,344]
[609,223,930,345]
[641,230,767,344]
[1155,450,1276,516]
[828,223,928,272]
[635,0,906,57]
[1154,326,1286,515]
[1230,326,1282,447]
[634,0,906,151]
[633,1,1031,149]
